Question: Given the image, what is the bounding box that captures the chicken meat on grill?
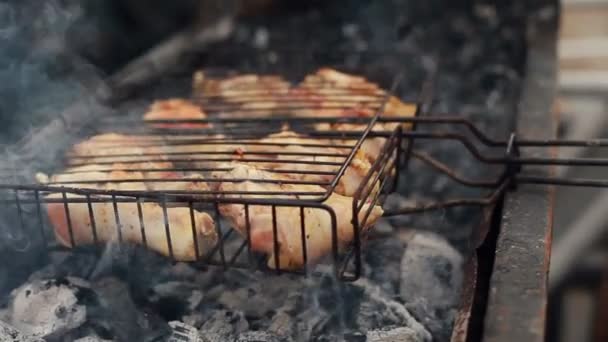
[212,163,384,270]
[242,130,378,197]
[143,98,211,129]
[194,72,292,116]
[36,163,216,261]
[297,68,417,119]
[297,68,417,164]
[68,133,171,165]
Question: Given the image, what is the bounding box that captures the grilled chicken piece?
[194,72,292,116]
[68,133,169,165]
[194,73,290,98]
[68,132,229,166]
[293,68,417,120]
[143,98,210,129]
[37,163,211,193]
[314,120,396,165]
[243,130,377,197]
[295,69,417,163]
[213,163,383,270]
[36,164,216,261]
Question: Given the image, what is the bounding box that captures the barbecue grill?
[2,56,604,282]
[0,66,409,281]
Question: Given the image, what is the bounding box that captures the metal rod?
[383,180,509,216]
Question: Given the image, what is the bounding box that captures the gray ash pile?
[1,232,465,341]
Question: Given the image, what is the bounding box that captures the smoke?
[0,0,110,149]
[0,0,113,257]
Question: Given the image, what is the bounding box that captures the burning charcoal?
[362,237,406,295]
[350,280,431,342]
[199,332,228,342]
[8,278,87,340]
[146,281,204,321]
[74,335,113,342]
[90,277,170,342]
[270,300,331,341]
[216,275,301,320]
[236,331,288,342]
[200,310,248,339]
[0,319,45,342]
[400,232,464,341]
[168,321,203,342]
[342,331,366,342]
[366,327,421,342]
[268,310,294,337]
[182,313,205,329]
[27,251,98,282]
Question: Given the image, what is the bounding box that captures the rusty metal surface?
[451,202,499,342]
[482,3,559,342]
[451,255,477,342]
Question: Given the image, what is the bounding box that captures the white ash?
[236,331,287,342]
[354,279,431,341]
[8,278,87,339]
[400,232,464,341]
[168,321,203,342]
[366,327,422,342]
[74,335,113,342]
[200,310,249,339]
[0,319,45,342]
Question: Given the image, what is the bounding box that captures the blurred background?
[550,0,608,341]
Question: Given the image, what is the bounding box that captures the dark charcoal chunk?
[351,280,430,341]
[267,290,331,341]
[361,236,406,295]
[89,277,170,342]
[200,310,248,340]
[343,331,366,342]
[146,281,204,322]
[73,335,113,342]
[215,274,303,321]
[26,252,98,282]
[400,232,464,341]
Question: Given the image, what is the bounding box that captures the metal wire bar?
[383,179,510,216]
[86,194,99,245]
[47,177,334,186]
[62,191,75,248]
[65,150,350,160]
[137,197,147,248]
[33,190,47,246]
[161,196,175,261]
[112,194,122,243]
[411,150,500,188]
